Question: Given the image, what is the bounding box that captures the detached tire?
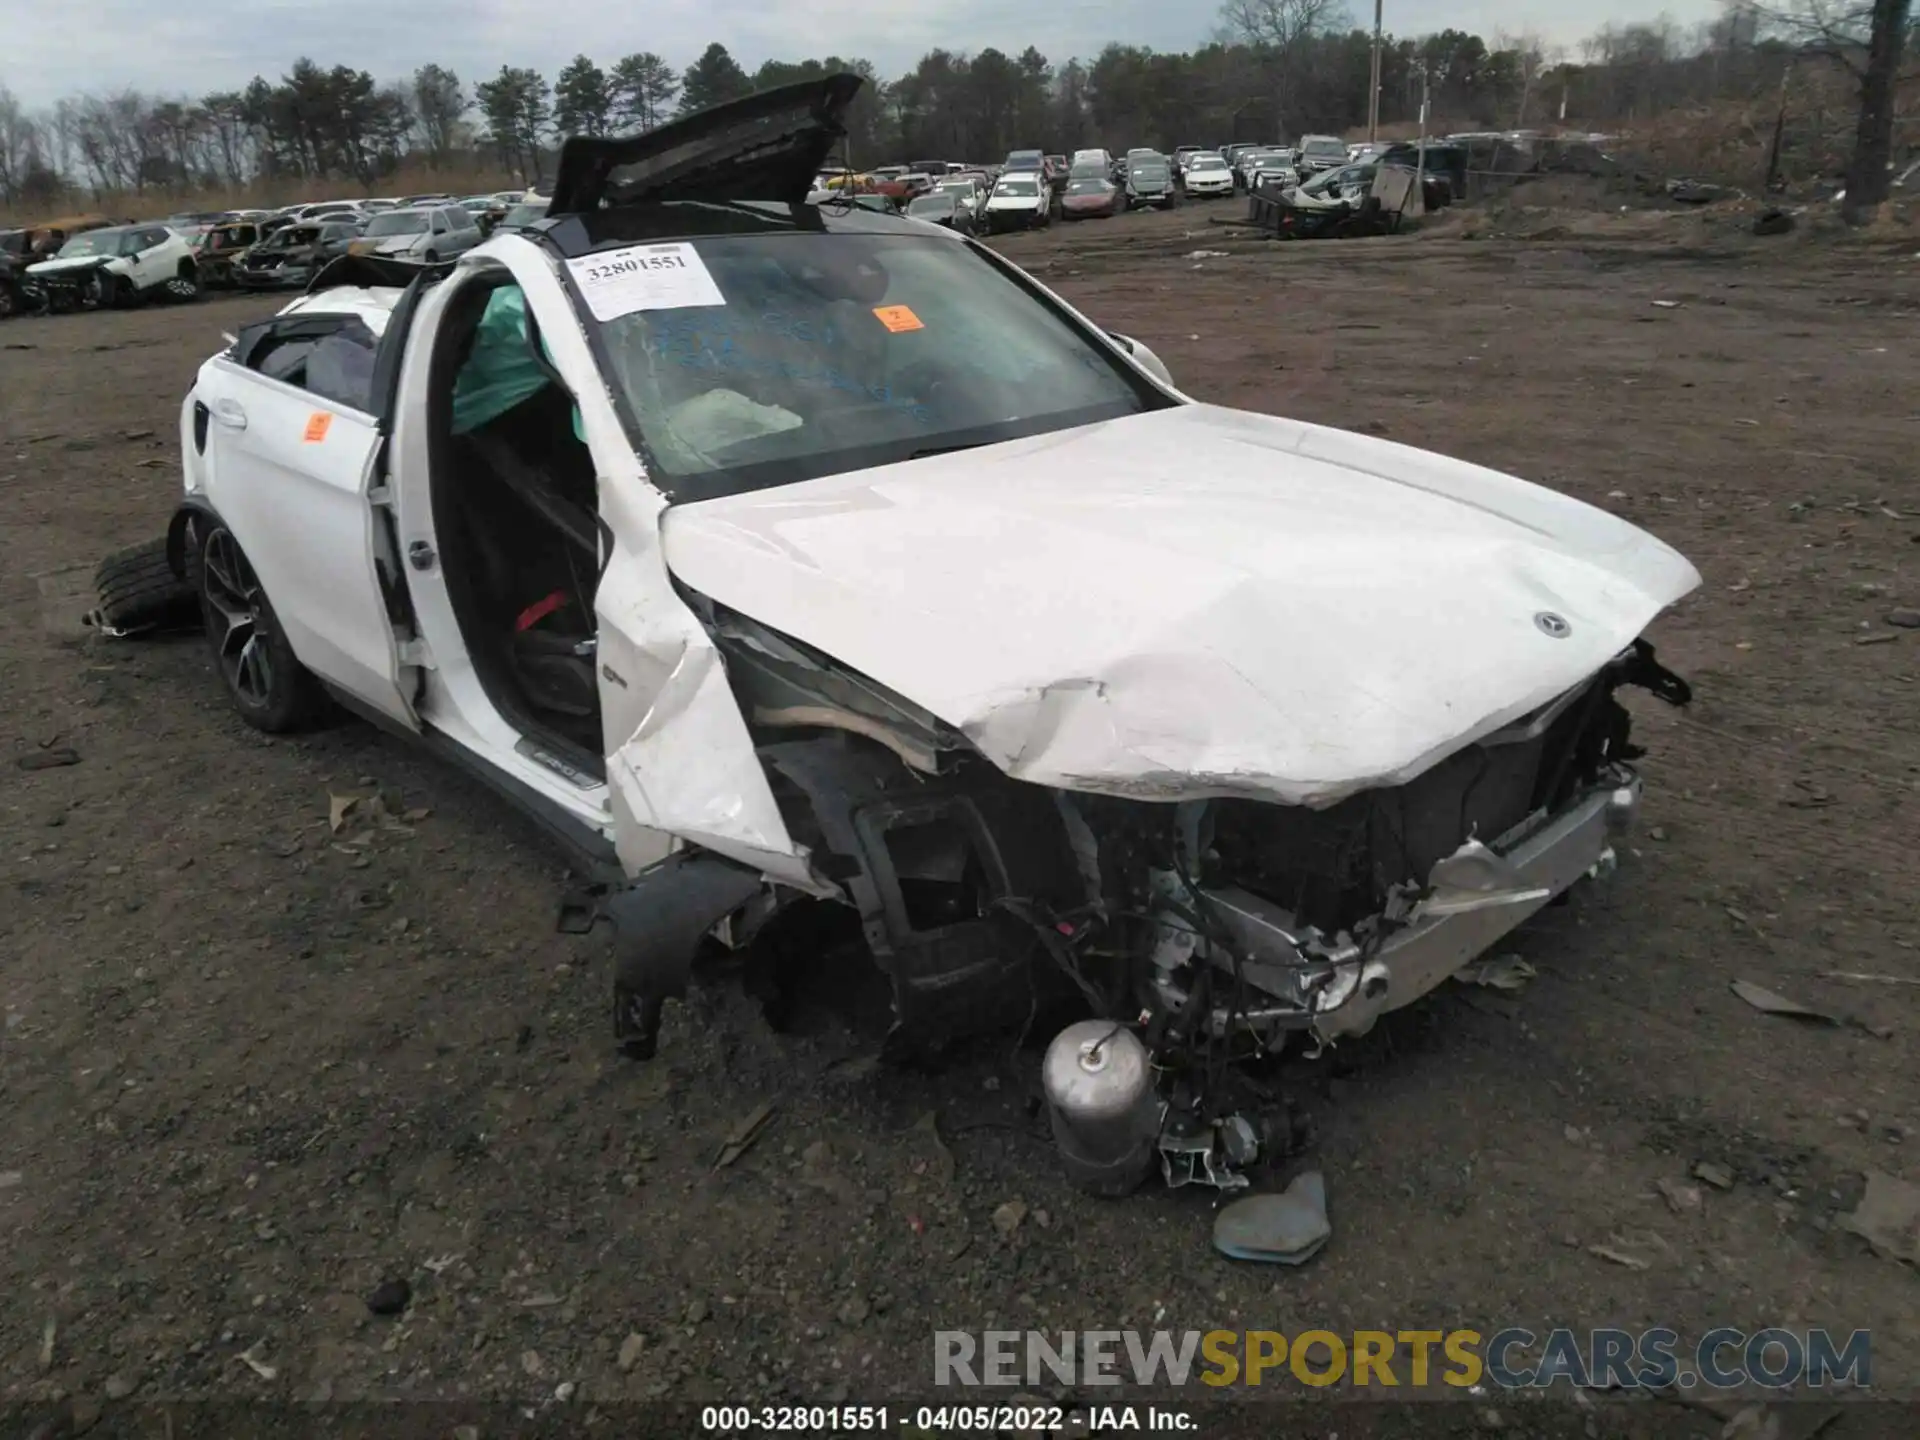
[193,522,323,733]
[91,537,198,636]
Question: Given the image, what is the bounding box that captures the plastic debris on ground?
[1211,1169,1330,1265]
[711,1100,777,1170]
[1455,954,1537,992]
[1729,979,1838,1025]
[1841,1171,1920,1267]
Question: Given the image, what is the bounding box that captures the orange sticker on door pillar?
[872,304,924,333]
[303,412,332,443]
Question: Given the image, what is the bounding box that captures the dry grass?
[0,159,532,229]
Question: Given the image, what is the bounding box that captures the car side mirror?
[1108,332,1174,390]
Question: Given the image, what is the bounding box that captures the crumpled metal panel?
[660,402,1701,810]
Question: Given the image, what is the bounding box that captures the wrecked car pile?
[107,74,1700,1204]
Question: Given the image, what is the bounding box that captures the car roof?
[279,284,404,335]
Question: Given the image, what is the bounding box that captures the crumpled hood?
[660,403,1700,807]
[370,236,423,255]
[26,255,113,278]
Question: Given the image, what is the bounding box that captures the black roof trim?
[548,73,864,216]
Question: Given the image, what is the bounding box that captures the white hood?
[659,404,1700,808]
[26,254,117,277]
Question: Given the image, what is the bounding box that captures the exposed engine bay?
[606,597,1693,1194]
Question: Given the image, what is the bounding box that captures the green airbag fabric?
[449,286,585,443]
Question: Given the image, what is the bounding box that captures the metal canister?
[1041,1020,1161,1197]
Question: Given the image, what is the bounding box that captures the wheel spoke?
[237,636,272,700]
[216,607,252,661]
[203,543,243,602]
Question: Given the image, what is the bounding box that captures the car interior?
[427,272,606,773]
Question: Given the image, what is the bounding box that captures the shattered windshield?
[364,212,429,237]
[575,231,1162,503]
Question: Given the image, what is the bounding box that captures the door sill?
[323,683,622,883]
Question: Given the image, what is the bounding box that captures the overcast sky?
[4,0,1723,109]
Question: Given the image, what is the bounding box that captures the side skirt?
[322,682,622,885]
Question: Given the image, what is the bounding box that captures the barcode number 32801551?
[580,252,687,282]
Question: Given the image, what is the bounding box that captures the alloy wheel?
[200,529,275,708]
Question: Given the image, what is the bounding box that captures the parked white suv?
[23,223,200,310]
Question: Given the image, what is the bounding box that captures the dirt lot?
[3,205,1918,1436]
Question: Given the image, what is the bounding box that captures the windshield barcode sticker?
[566,243,724,320]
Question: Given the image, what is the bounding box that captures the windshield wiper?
[907,441,990,460]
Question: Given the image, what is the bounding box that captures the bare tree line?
[0,0,1910,216]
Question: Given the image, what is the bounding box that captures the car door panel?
[199,360,418,728]
[135,230,169,289]
[387,244,819,888]
[384,266,620,838]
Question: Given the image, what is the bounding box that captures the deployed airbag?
[450,285,586,443]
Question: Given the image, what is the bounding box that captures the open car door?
[546,75,868,889]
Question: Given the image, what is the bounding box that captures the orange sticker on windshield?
[303,412,332,443]
[872,305,924,333]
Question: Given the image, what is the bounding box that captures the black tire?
[0,281,16,319]
[163,263,199,302]
[192,522,322,733]
[91,537,199,636]
[423,249,438,263]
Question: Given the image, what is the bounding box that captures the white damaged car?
[155,78,1698,1185]
[25,222,201,310]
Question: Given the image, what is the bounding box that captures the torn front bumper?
[20,261,109,305]
[1312,773,1638,1040]
[1148,769,1641,1046]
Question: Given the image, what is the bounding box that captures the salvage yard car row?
[0,188,548,317]
[0,128,1478,320]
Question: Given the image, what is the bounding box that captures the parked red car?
[1060,176,1126,219]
